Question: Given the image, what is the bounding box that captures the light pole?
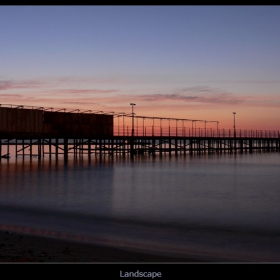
[192,120,194,136]
[233,112,236,138]
[130,103,136,137]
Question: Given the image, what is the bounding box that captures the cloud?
[2,77,280,113]
[138,86,244,105]
[0,93,23,98]
[48,89,119,96]
[0,78,120,97]
[0,80,45,90]
[219,79,280,85]
[63,101,102,106]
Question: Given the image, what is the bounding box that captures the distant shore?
[0,230,200,263]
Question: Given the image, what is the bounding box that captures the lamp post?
[142,117,145,136]
[130,103,136,137]
[233,112,236,138]
[192,120,194,136]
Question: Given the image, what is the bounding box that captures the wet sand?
[0,230,198,263]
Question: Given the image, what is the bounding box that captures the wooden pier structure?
[0,104,279,160]
[1,135,280,160]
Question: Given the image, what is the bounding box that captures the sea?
[1,151,280,262]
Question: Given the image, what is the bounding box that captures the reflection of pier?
[0,103,280,160]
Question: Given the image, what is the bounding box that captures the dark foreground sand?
[0,230,198,263]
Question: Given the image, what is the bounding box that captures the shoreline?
[0,230,200,263]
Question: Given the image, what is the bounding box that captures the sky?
[1,5,280,131]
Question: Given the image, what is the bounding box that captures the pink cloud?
[0,79,45,90]
[1,78,280,118]
[47,89,119,96]
[138,86,244,105]
[0,93,23,98]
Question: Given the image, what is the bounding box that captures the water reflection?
[110,153,280,231]
[1,153,280,232]
[0,155,115,217]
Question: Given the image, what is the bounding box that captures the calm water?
[1,152,280,261]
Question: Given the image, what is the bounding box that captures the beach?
[0,230,197,263]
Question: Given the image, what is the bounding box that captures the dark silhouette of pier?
[0,104,279,160]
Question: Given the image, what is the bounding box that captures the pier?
[0,104,279,160]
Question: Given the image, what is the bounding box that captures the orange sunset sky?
[1,6,280,131]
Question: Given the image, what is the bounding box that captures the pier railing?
[113,126,279,138]
[0,103,279,139]
[113,114,279,138]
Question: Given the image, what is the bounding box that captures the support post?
[30,139,32,158]
[88,138,91,159]
[56,138,59,159]
[249,139,253,153]
[64,138,68,161]
[38,138,41,158]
